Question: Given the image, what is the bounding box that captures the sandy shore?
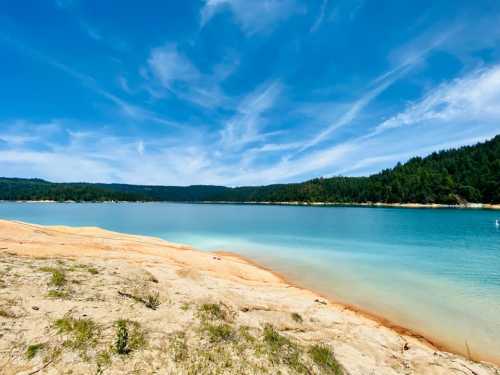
[200,201,500,209]
[0,220,499,374]
[6,200,500,209]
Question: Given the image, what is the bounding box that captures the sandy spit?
[0,219,498,375]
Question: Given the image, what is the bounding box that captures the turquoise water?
[1,203,499,362]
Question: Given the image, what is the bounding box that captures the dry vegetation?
[0,253,344,374]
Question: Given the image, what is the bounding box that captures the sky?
[1,0,500,186]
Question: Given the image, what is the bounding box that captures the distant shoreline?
[3,200,500,210]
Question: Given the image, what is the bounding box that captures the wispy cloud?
[79,21,102,41]
[374,64,500,134]
[327,0,365,24]
[218,81,282,151]
[145,43,228,108]
[310,0,329,33]
[0,119,218,185]
[148,44,200,88]
[295,64,410,154]
[294,26,457,154]
[0,34,182,128]
[200,0,298,35]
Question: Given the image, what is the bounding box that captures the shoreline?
[3,200,500,210]
[1,219,499,372]
[215,251,477,363]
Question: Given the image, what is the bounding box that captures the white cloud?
[375,65,500,133]
[145,44,227,108]
[0,149,116,183]
[219,81,282,151]
[147,44,200,89]
[200,0,298,35]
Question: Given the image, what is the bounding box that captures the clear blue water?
[1,202,499,362]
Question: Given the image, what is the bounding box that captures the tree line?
[1,134,498,204]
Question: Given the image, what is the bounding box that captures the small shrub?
[309,344,343,374]
[145,292,161,310]
[198,302,231,321]
[26,343,45,359]
[263,324,290,352]
[114,319,146,354]
[87,267,99,275]
[118,290,161,310]
[291,312,303,323]
[204,323,235,343]
[180,302,190,311]
[115,320,129,354]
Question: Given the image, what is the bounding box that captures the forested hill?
[1,134,499,204]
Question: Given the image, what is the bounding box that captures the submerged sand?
[0,219,498,374]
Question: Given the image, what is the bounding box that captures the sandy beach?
[0,219,499,374]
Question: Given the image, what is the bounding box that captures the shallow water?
[1,202,499,362]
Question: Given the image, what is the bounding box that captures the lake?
[1,202,499,363]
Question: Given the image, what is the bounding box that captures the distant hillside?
[0,178,145,202]
[1,134,499,204]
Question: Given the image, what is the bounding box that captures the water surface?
[1,202,499,362]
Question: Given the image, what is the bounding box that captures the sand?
[0,219,498,374]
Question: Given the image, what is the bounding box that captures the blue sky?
[1,0,500,186]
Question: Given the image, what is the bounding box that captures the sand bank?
[0,219,498,374]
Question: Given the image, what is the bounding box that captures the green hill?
[1,134,499,204]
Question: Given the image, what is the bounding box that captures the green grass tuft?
[262,324,308,372]
[115,320,129,354]
[309,344,343,374]
[54,315,99,353]
[40,267,66,287]
[198,302,231,321]
[170,332,189,362]
[26,343,45,359]
[263,324,291,352]
[96,350,112,374]
[47,290,70,299]
[203,323,235,343]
